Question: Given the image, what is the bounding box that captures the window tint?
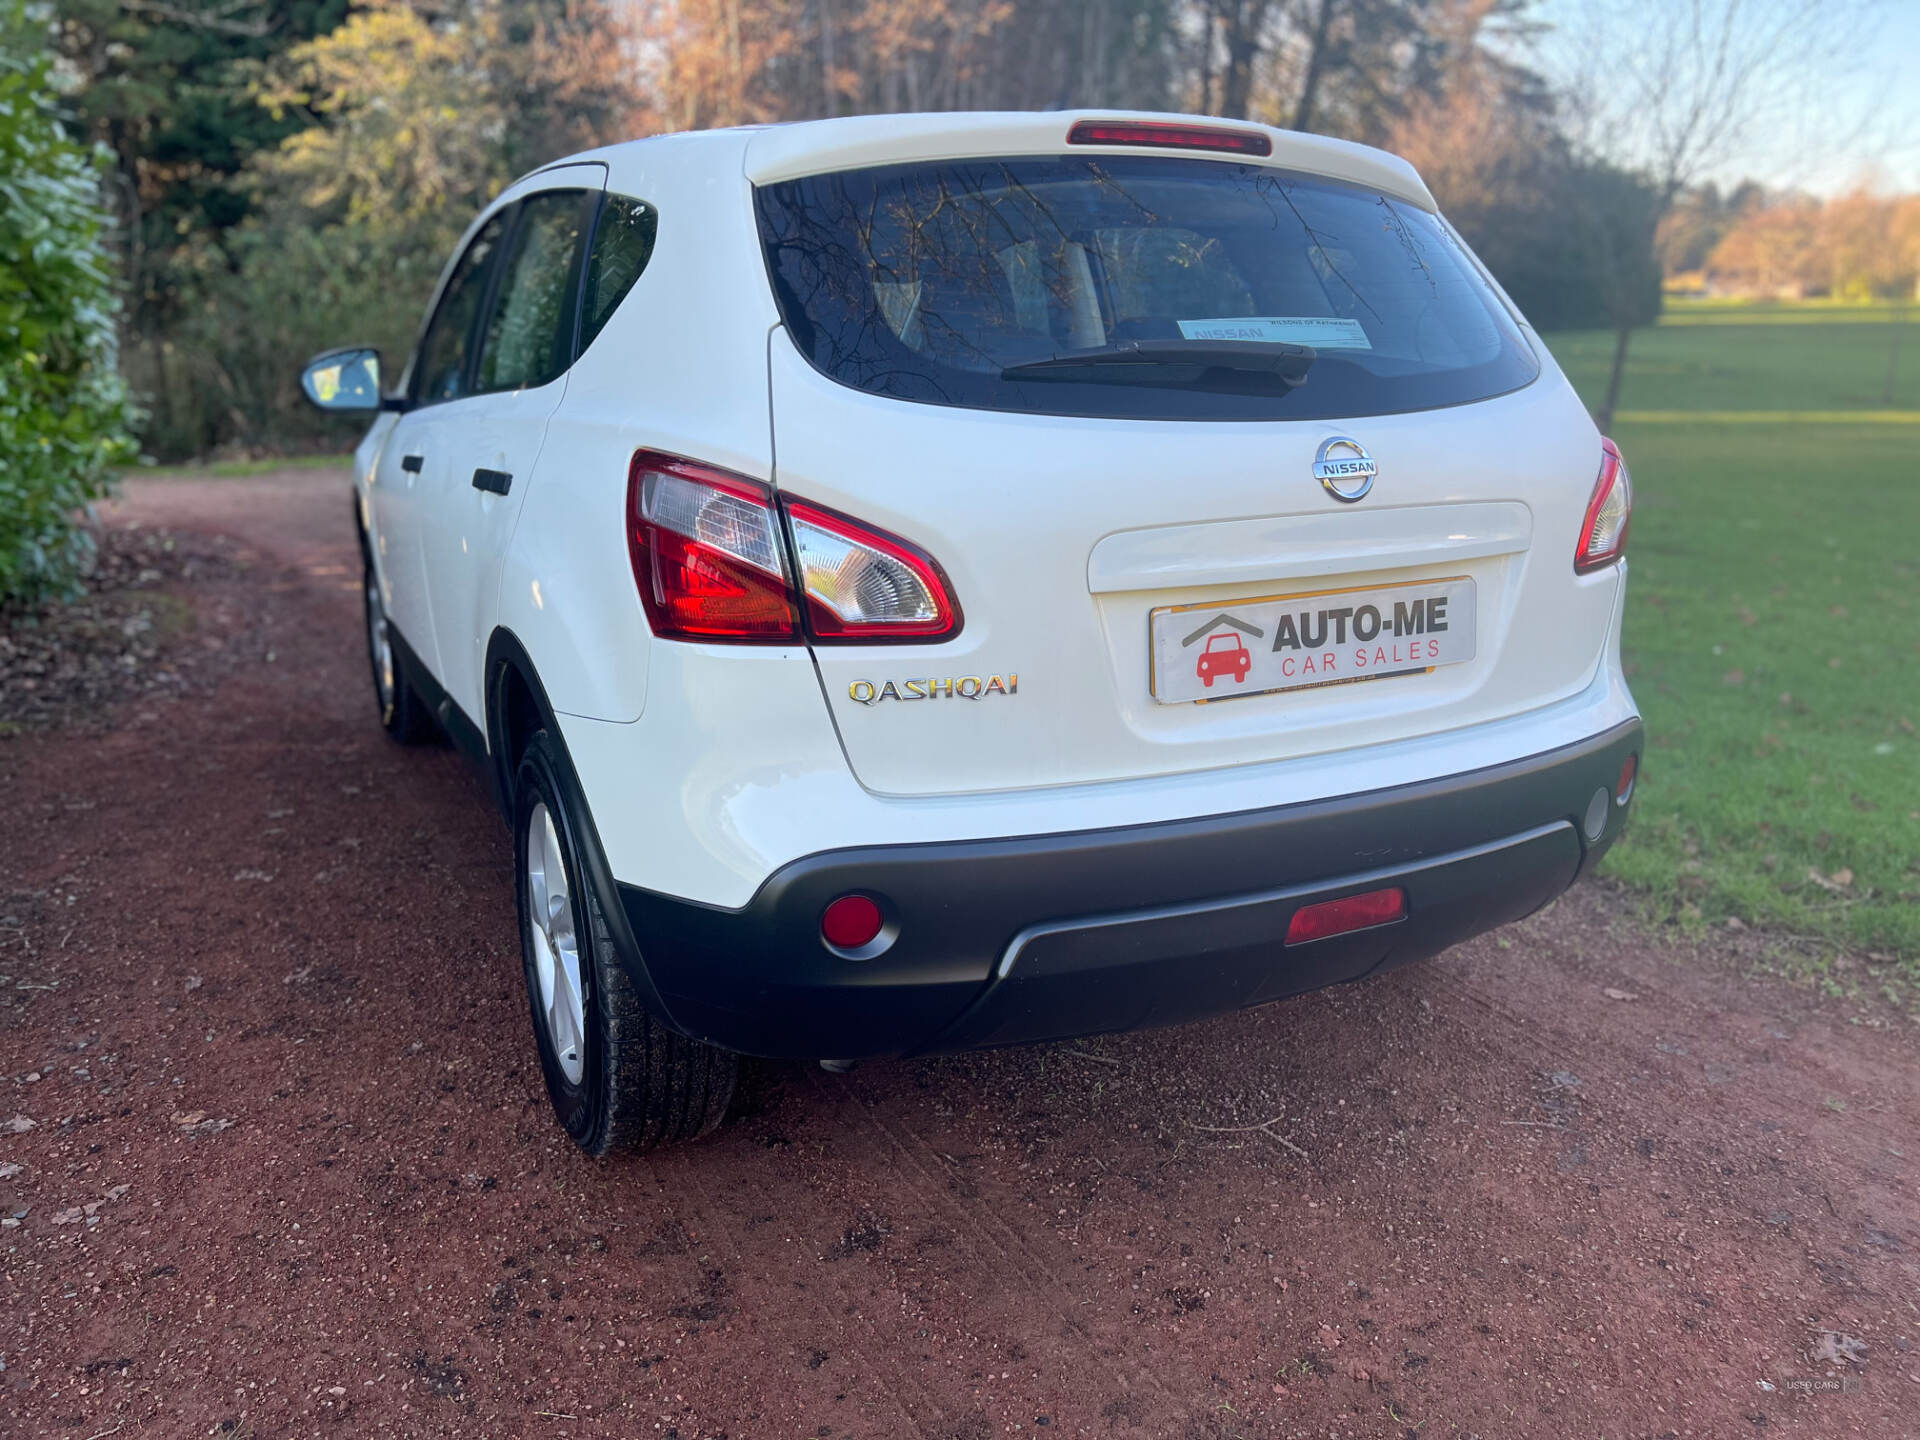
[414,213,510,405]
[580,195,658,352]
[755,156,1539,422]
[475,190,597,394]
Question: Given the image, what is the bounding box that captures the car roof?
[551,111,1436,212]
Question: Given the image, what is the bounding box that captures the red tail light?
[1575,438,1632,573]
[1068,119,1273,157]
[1285,887,1408,945]
[627,452,798,642]
[626,452,961,644]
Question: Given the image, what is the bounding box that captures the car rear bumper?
[617,719,1641,1059]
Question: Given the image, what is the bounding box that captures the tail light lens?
[785,500,961,642]
[1575,438,1632,573]
[626,452,960,644]
[627,452,798,642]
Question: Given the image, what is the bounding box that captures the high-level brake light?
[1067,119,1273,157]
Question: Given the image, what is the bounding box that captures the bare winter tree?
[639,0,1185,127]
[1193,0,1279,118]
[1544,0,1879,428]
[1184,0,1532,149]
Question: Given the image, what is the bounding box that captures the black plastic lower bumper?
[617,720,1642,1060]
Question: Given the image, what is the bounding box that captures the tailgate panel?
[769,341,1616,798]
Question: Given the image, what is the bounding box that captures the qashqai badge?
[1313,436,1376,502]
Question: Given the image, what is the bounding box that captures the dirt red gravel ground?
[3,470,1917,1440]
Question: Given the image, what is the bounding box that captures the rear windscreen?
[754,155,1539,422]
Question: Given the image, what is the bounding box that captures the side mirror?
[300,346,384,413]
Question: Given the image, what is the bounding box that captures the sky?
[1856,3,1920,192]
[1523,0,1920,196]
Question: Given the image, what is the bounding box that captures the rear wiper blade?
[1002,339,1315,385]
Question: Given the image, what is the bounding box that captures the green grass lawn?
[1543,304,1920,963]
[1552,303,1917,414]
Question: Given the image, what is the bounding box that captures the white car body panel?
[1085,500,1533,593]
[415,164,608,723]
[422,380,566,722]
[365,404,448,677]
[769,338,1617,797]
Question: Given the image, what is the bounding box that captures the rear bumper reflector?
[1284,887,1408,945]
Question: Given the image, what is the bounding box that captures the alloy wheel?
[364,574,395,710]
[524,802,587,1085]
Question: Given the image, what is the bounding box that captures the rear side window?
[580,196,658,352]
[414,212,510,405]
[755,155,1539,422]
[475,189,597,394]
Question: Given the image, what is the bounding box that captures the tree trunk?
[1292,0,1335,131]
[1219,0,1270,119]
[1882,304,1906,406]
[725,0,742,126]
[1197,0,1217,113]
[1083,0,1108,108]
[818,0,838,117]
[1595,324,1633,432]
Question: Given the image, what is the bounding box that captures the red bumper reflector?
[1285,887,1408,945]
[821,894,884,950]
[1066,119,1273,157]
[1616,752,1638,804]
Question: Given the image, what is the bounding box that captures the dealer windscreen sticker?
[1176,316,1373,350]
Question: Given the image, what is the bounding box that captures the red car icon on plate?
[1196,631,1253,687]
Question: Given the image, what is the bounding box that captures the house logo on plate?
[1313,436,1375,502]
[1182,612,1265,690]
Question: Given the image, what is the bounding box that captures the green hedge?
[0,3,138,606]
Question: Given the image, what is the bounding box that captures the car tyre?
[360,539,435,744]
[513,729,737,1154]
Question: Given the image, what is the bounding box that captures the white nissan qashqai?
[301,112,1641,1155]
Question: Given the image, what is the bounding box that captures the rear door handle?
[400,454,424,473]
[471,468,512,495]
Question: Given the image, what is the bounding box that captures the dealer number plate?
[1149,577,1477,705]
